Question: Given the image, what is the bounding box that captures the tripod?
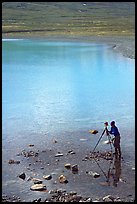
[92,125,113,153]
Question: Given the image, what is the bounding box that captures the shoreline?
[2,138,135,202]
[2,35,135,59]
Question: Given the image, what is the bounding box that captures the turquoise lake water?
[2,39,135,201]
[2,39,135,143]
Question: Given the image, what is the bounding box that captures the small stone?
[103,195,114,202]
[30,184,47,191]
[49,190,56,194]
[28,144,34,147]
[58,175,68,183]
[89,130,98,134]
[53,139,57,143]
[70,151,76,154]
[27,176,33,181]
[55,153,64,157]
[43,175,52,180]
[19,172,26,180]
[85,198,92,202]
[69,191,77,195]
[86,171,100,178]
[32,178,43,184]
[71,164,78,172]
[68,150,73,153]
[8,159,20,164]
[34,180,43,184]
[64,163,71,169]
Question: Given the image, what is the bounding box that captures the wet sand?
[2,130,135,202]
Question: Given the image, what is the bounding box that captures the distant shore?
[2,34,135,59]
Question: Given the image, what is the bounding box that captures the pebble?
[103,195,114,202]
[58,175,68,183]
[86,171,100,178]
[18,172,26,180]
[30,184,47,191]
[8,159,20,164]
[64,163,71,169]
[71,164,78,172]
[43,175,52,180]
[28,144,34,147]
[55,153,64,157]
[89,130,98,134]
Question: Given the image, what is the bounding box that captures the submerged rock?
[89,130,98,134]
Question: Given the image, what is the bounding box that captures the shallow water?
[2,39,135,201]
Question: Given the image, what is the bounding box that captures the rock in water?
[89,130,98,134]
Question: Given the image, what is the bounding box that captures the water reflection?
[93,153,122,187]
[112,156,121,187]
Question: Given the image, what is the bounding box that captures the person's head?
[111,121,115,127]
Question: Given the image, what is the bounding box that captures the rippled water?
[2,39,135,201]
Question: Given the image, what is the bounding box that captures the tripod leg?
[92,133,103,152]
[108,135,113,152]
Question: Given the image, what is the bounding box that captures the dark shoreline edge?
[2,35,135,59]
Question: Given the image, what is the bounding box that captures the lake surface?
[2,39,135,201]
